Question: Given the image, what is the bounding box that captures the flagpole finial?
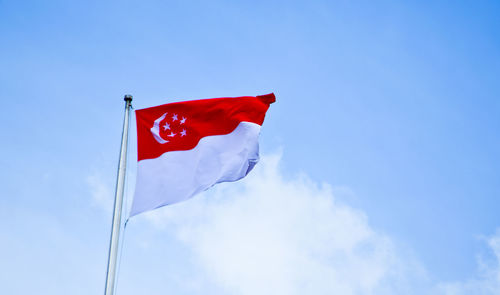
[124,94,133,102]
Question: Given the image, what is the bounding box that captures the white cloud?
[133,152,500,294]
[86,172,114,212]
[143,153,427,294]
[436,230,500,295]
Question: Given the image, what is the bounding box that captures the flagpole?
[104,94,133,295]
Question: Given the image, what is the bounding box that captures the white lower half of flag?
[130,122,261,217]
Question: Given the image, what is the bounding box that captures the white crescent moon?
[150,112,169,144]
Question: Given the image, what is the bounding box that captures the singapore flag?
[130,93,275,217]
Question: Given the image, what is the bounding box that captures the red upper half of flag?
[135,93,275,161]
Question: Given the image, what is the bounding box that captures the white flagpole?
[104,94,133,295]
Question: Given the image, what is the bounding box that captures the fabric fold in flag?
[130,93,275,217]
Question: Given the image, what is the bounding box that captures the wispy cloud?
[127,152,500,294]
[436,230,500,295]
[86,172,114,212]
[143,153,427,294]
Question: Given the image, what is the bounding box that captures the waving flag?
[130,93,275,217]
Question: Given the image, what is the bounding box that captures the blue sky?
[1,0,499,294]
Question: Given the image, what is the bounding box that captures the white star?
[163,123,170,130]
[167,132,176,137]
[180,117,186,124]
[180,129,187,137]
[172,114,178,121]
